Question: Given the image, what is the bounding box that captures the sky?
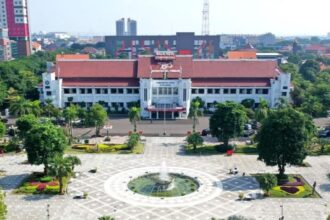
[28,0,330,36]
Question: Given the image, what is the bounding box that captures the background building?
[127,18,137,36]
[105,32,220,59]
[0,28,12,60]
[116,18,137,36]
[116,18,125,36]
[0,0,31,57]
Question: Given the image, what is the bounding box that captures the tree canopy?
[257,107,315,176]
[24,122,68,174]
[210,102,248,147]
[87,104,108,136]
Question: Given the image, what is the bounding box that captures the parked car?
[252,121,261,130]
[244,124,252,130]
[319,129,330,138]
[201,129,210,136]
[243,129,255,137]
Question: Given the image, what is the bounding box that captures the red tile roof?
[192,78,270,87]
[56,60,137,78]
[62,78,139,87]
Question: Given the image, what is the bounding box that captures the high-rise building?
[116,18,125,36]
[0,28,12,60]
[127,18,137,36]
[0,0,31,57]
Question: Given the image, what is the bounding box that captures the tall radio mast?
[202,0,210,35]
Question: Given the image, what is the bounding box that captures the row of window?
[152,87,179,96]
[64,102,125,108]
[191,88,269,95]
[63,88,139,95]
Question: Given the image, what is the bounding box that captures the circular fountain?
[128,161,199,197]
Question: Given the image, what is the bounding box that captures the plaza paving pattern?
[0,137,329,220]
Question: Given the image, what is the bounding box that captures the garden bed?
[14,172,67,195]
[70,143,144,154]
[254,174,320,198]
[185,144,257,155]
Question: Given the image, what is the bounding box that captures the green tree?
[210,102,248,148]
[241,99,255,109]
[0,189,6,220]
[255,98,269,122]
[25,122,68,175]
[66,155,81,172]
[299,60,320,82]
[0,122,6,139]
[0,81,7,107]
[189,100,203,132]
[128,107,140,132]
[186,132,204,151]
[256,174,277,196]
[257,107,315,177]
[49,155,72,195]
[191,96,205,108]
[16,114,38,139]
[43,99,60,118]
[9,97,41,117]
[127,133,140,150]
[63,105,78,140]
[88,104,108,136]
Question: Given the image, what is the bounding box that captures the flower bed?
[15,173,60,194]
[71,143,143,154]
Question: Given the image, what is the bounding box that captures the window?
[144,88,148,101]
[45,86,50,89]
[118,88,124,94]
[95,88,101,94]
[168,88,172,95]
[283,86,288,90]
[223,89,229,94]
[152,88,157,95]
[173,88,178,95]
[133,88,139,94]
[80,88,85,94]
[198,89,204,94]
[246,89,252,94]
[183,89,187,101]
[127,88,133,94]
[262,89,269,94]
[72,88,77,94]
[111,88,117,94]
[46,91,52,96]
[102,89,108,94]
[64,89,70,94]
[282,92,287,96]
[256,89,262,94]
[87,88,92,94]
[159,88,163,95]
[239,89,246,94]
[191,89,197,94]
[214,89,220,94]
[230,89,236,94]
[207,89,213,94]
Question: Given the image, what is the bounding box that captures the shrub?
[37,183,47,191]
[0,189,6,220]
[44,185,59,194]
[17,185,38,194]
[256,173,278,196]
[238,192,244,200]
[127,133,140,149]
[39,176,53,183]
[98,216,115,220]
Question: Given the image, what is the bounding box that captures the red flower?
[47,181,59,186]
[37,183,47,191]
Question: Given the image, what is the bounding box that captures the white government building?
[40,52,291,119]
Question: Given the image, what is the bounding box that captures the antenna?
[202,0,210,35]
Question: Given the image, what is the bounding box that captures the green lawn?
[254,174,320,198]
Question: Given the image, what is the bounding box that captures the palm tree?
[128,107,140,132]
[188,101,203,133]
[49,155,72,195]
[66,155,81,172]
[255,98,269,123]
[98,216,115,220]
[63,105,78,141]
[9,97,31,116]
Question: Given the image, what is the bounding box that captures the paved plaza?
[1,137,330,219]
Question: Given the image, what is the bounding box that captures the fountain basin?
[128,173,199,197]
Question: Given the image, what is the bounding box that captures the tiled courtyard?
[1,137,330,220]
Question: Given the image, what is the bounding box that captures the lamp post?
[279,204,284,220]
[103,124,112,142]
[47,204,50,220]
[163,103,166,136]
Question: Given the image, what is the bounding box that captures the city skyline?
[28,0,330,36]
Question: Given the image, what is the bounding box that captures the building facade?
[116,18,125,36]
[127,18,137,36]
[40,52,291,119]
[0,28,12,60]
[105,32,220,59]
[0,0,31,57]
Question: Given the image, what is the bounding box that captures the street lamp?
[279,204,284,220]
[103,123,113,142]
[47,204,50,220]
